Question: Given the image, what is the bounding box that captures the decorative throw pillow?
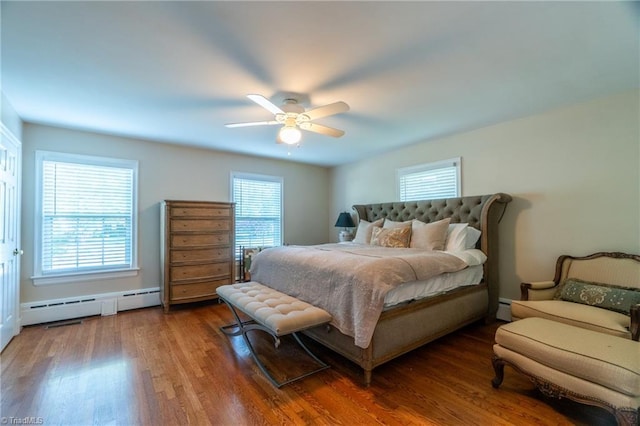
[352,218,384,244]
[409,218,451,251]
[383,219,412,229]
[555,278,640,316]
[370,226,412,248]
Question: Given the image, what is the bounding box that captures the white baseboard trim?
[20,287,161,326]
[496,298,512,322]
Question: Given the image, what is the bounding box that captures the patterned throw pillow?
[370,226,411,248]
[556,278,640,315]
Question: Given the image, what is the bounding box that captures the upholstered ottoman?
[492,317,639,426]
[217,282,332,387]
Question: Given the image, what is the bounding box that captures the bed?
[249,193,512,385]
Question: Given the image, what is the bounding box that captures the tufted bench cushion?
[492,317,640,425]
[217,282,332,336]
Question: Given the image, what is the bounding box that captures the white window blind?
[397,158,461,201]
[34,151,138,282]
[231,173,283,258]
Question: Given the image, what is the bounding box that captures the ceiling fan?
[225,94,350,145]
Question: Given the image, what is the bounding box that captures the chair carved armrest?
[520,280,557,301]
[631,304,640,341]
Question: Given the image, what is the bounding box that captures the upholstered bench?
[492,317,639,426]
[217,281,332,387]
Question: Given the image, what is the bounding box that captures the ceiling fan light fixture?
[226,93,349,146]
[278,126,302,145]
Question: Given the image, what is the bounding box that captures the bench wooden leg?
[219,299,329,388]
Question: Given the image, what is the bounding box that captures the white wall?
[1,92,22,139]
[21,124,331,303]
[331,90,640,301]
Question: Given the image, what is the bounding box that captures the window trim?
[230,171,284,257]
[396,157,461,201]
[32,150,139,286]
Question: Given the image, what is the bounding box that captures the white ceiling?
[2,1,638,167]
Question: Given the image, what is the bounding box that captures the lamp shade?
[334,212,355,228]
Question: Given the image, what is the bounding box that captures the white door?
[0,125,21,352]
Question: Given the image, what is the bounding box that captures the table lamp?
[335,212,355,242]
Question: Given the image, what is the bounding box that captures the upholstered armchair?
[511,252,640,341]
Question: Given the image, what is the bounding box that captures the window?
[397,157,461,201]
[231,172,283,258]
[33,151,138,285]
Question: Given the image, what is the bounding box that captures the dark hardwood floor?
[2,301,617,425]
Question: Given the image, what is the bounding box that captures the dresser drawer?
[170,247,230,263]
[170,262,231,282]
[170,206,231,218]
[171,219,231,232]
[170,280,228,301]
[171,233,230,248]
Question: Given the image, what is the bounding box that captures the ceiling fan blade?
[225,120,279,128]
[247,94,284,115]
[300,122,345,138]
[303,101,349,121]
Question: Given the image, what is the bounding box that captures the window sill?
[31,268,140,286]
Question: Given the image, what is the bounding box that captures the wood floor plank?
[1,302,618,425]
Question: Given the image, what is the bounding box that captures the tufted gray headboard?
[352,193,512,318]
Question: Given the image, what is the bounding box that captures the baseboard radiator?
[20,287,161,326]
[496,298,512,322]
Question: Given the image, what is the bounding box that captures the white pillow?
[352,218,384,244]
[465,226,482,249]
[445,223,468,251]
[445,223,482,251]
[410,218,451,250]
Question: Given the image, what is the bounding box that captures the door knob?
[13,249,23,256]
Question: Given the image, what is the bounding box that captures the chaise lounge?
[492,252,640,425]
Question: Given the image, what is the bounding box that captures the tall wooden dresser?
[160,200,235,312]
